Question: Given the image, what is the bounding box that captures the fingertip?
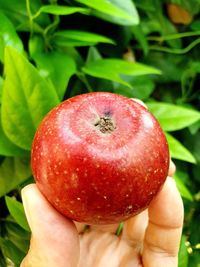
[168,160,176,177]
[131,98,148,109]
[21,184,38,205]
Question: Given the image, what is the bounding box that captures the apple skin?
[31,92,169,224]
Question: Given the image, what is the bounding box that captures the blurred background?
[0,0,200,266]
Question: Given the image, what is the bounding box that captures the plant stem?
[148,31,200,41]
[77,72,93,92]
[25,0,33,36]
[149,38,200,54]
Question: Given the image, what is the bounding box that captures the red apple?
[31,92,169,224]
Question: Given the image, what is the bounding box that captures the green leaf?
[0,250,6,267]
[166,133,196,164]
[53,30,115,47]
[178,235,189,267]
[147,103,200,131]
[0,157,31,197]
[132,25,149,55]
[28,35,44,58]
[91,0,139,26]
[75,0,138,25]
[5,196,30,231]
[173,174,193,202]
[0,120,28,157]
[82,59,161,87]
[0,11,23,61]
[0,76,3,103]
[113,76,155,100]
[0,0,50,28]
[5,222,30,253]
[86,47,102,64]
[5,221,30,240]
[0,238,25,265]
[38,5,90,15]
[1,47,59,150]
[33,51,76,100]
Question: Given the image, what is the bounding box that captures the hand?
[20,160,183,267]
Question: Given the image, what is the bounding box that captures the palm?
[78,218,144,267]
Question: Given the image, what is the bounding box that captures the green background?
[0,0,200,266]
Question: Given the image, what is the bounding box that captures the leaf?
[86,47,102,64]
[147,102,200,131]
[132,25,149,55]
[0,238,25,265]
[0,157,31,197]
[166,133,196,163]
[1,47,59,150]
[0,0,50,28]
[167,3,193,25]
[5,221,30,240]
[0,110,28,157]
[28,35,44,58]
[75,0,138,25]
[173,174,193,201]
[53,30,115,47]
[91,0,139,26]
[38,5,90,15]
[82,59,161,87]
[5,196,30,231]
[178,235,189,267]
[33,51,76,100]
[113,76,155,100]
[0,123,28,157]
[0,76,3,103]
[5,222,30,253]
[0,11,23,61]
[191,19,200,31]
[143,51,185,83]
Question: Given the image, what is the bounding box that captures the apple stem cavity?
[94,116,116,134]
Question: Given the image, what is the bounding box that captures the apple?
[31,92,169,224]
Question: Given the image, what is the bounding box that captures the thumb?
[20,184,79,267]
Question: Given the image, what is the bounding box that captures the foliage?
[0,0,200,266]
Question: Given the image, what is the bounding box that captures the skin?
[21,100,183,266]
[20,162,183,267]
[32,93,169,224]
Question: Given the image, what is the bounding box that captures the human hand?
[20,160,183,267]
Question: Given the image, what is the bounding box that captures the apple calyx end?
[94,116,116,134]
